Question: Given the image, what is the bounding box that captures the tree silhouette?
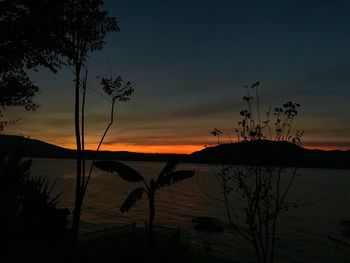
[209,82,302,263]
[94,158,194,247]
[1,1,127,238]
[79,75,133,223]
[1,0,72,128]
[211,128,223,145]
[58,0,118,239]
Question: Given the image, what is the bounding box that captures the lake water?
[31,158,350,262]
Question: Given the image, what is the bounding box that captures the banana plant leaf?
[171,170,195,183]
[157,169,194,188]
[157,157,179,182]
[120,187,144,213]
[94,161,143,182]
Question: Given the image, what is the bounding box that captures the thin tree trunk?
[148,193,155,251]
[83,99,115,195]
[250,219,262,263]
[270,167,282,263]
[72,59,82,240]
[81,70,87,188]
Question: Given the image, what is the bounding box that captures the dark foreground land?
[3,224,235,263]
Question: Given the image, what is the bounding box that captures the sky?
[4,0,350,153]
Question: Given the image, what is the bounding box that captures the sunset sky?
[3,0,350,153]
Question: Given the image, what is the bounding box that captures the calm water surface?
[31,158,350,262]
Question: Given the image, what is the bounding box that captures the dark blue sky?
[6,0,350,152]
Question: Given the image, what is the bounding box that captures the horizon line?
[2,134,349,154]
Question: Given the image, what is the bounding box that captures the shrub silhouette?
[0,156,70,253]
[208,82,302,263]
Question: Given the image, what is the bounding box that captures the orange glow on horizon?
[61,143,204,154]
[302,144,350,151]
[43,136,350,154]
[56,142,350,154]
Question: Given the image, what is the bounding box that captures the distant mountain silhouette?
[188,140,350,169]
[0,134,184,162]
[1,135,349,169]
[1,134,74,158]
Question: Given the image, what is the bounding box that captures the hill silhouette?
[188,140,350,169]
[0,134,184,162]
[1,134,349,169]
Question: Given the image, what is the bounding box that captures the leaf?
[120,187,144,213]
[158,169,195,188]
[157,174,171,187]
[157,157,179,182]
[171,170,195,184]
[94,161,143,182]
[251,81,260,88]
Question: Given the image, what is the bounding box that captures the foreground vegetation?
[209,82,302,263]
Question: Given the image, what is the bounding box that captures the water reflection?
[31,159,350,262]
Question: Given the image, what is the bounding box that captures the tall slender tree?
[57,1,118,238]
